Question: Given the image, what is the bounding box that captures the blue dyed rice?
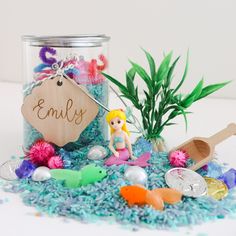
[2,137,236,229]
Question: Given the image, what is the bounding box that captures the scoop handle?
[207,123,236,146]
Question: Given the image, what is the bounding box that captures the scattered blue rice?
[2,137,236,230]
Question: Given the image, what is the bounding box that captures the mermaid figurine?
[105,109,150,167]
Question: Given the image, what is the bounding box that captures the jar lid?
[22,34,110,48]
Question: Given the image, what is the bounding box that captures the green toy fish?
[50,164,107,188]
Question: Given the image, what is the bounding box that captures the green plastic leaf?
[153,80,163,95]
[154,110,158,119]
[143,105,150,116]
[135,87,139,97]
[175,94,183,102]
[195,81,231,101]
[142,48,156,79]
[155,51,173,83]
[102,72,128,93]
[142,117,149,129]
[126,72,135,96]
[165,89,174,104]
[165,122,177,126]
[168,110,179,120]
[191,79,204,98]
[173,51,189,94]
[127,67,136,81]
[143,90,150,101]
[165,56,180,88]
[163,105,179,114]
[129,61,152,92]
[181,79,204,108]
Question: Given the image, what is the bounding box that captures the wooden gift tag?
[21,76,99,146]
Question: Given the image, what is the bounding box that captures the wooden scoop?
[172,123,236,171]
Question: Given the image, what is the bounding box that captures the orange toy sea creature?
[120,185,182,211]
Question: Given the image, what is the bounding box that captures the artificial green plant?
[102,50,229,151]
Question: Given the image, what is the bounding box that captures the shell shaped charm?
[31,166,51,182]
[87,145,108,160]
[124,166,148,185]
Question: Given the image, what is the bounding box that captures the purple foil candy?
[218,168,236,189]
[39,47,57,65]
[15,160,36,179]
[202,165,208,171]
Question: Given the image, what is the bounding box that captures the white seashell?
[87,145,108,160]
[31,166,51,182]
[124,166,148,185]
[0,159,22,180]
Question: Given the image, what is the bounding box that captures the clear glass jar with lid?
[22,34,110,150]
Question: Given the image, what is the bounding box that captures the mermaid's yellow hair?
[106,109,130,136]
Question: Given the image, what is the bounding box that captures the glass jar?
[22,35,110,150]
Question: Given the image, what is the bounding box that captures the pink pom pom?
[169,150,189,167]
[48,156,64,169]
[28,140,55,166]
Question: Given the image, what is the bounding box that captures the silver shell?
[124,166,148,185]
[31,166,51,182]
[87,145,108,160]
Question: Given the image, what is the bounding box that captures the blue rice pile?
[2,137,236,229]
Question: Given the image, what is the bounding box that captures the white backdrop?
[0,0,235,98]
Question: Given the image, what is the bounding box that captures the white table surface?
[0,81,236,236]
